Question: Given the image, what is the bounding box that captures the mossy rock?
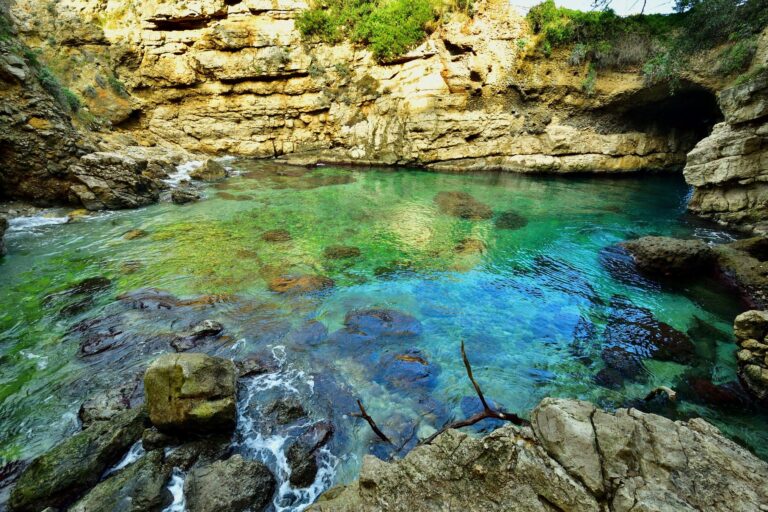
[9,408,147,512]
[144,353,236,435]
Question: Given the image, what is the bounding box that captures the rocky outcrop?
[68,152,161,210]
[622,236,715,277]
[313,398,768,512]
[684,46,768,233]
[143,353,237,434]
[8,408,147,512]
[734,310,768,402]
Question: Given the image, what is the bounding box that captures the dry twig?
[350,399,392,444]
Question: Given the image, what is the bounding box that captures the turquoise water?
[1,162,765,506]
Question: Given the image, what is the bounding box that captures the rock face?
[622,236,714,277]
[685,66,768,233]
[68,152,161,210]
[313,399,768,512]
[8,408,146,512]
[143,353,237,434]
[733,310,768,402]
[184,455,276,512]
[190,159,227,181]
[7,0,712,181]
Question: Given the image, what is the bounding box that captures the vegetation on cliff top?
[297,0,472,60]
[527,0,768,86]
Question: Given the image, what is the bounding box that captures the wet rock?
[324,245,361,259]
[602,296,696,365]
[144,353,237,435]
[343,309,422,338]
[116,288,179,310]
[264,398,307,425]
[172,320,224,352]
[622,236,714,278]
[600,346,645,381]
[0,216,7,256]
[190,159,227,181]
[68,450,172,512]
[235,354,279,378]
[184,455,276,512]
[733,310,768,402]
[163,436,232,472]
[171,188,201,205]
[454,238,486,255]
[494,211,529,230]
[123,229,148,240]
[72,313,174,358]
[374,350,438,392]
[69,152,161,211]
[712,237,768,308]
[262,229,292,242]
[683,377,754,409]
[8,409,146,512]
[434,191,493,220]
[141,427,179,452]
[267,275,334,294]
[43,276,112,318]
[79,374,143,428]
[286,421,334,489]
[598,244,660,290]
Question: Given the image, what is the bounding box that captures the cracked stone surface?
[312,398,768,512]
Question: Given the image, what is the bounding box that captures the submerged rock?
[494,211,529,230]
[8,408,146,512]
[454,237,486,255]
[184,455,276,512]
[314,398,768,512]
[267,275,334,294]
[286,421,334,489]
[343,309,422,338]
[324,245,361,259]
[733,310,768,402]
[434,191,493,220]
[262,229,292,242]
[123,229,148,240]
[622,236,714,277]
[144,353,237,435]
[172,319,225,352]
[374,350,439,392]
[0,216,7,256]
[190,159,227,181]
[68,450,172,512]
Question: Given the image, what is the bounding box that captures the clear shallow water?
[1,162,766,508]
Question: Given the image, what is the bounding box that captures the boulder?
[184,455,276,512]
[733,310,768,402]
[434,191,493,220]
[314,399,768,512]
[144,353,236,435]
[68,152,161,211]
[0,216,7,256]
[171,188,201,204]
[190,159,227,181]
[267,275,334,294]
[68,450,172,512]
[622,236,714,277]
[9,409,146,512]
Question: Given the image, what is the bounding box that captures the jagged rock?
[190,159,227,181]
[314,399,768,511]
[267,275,334,294]
[171,188,201,204]
[68,152,160,211]
[8,408,146,512]
[733,310,768,402]
[184,455,276,512]
[622,236,714,277]
[143,353,237,435]
[68,450,172,512]
[0,216,7,256]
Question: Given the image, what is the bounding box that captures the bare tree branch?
[420,340,527,445]
[350,399,392,444]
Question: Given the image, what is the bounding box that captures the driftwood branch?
[350,399,392,444]
[420,340,527,445]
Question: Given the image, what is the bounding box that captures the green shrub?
[716,37,758,76]
[581,62,597,95]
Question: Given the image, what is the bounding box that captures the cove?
[1,162,766,509]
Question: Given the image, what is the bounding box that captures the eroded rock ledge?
[313,398,768,512]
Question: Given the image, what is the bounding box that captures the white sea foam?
[162,468,186,512]
[103,441,145,478]
[165,160,203,187]
[8,215,69,232]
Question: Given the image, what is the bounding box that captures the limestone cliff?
[7,0,717,175]
[684,46,768,234]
